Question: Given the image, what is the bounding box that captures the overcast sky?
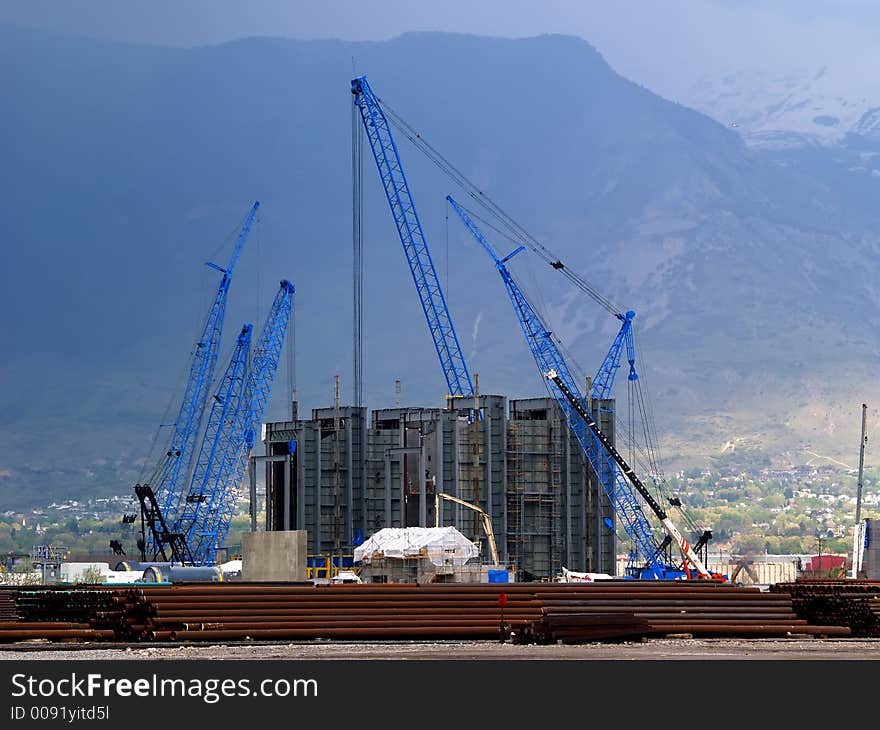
[3,1,878,101]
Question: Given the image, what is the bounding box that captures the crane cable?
[378,96,622,318]
[380,93,710,540]
[446,198,593,384]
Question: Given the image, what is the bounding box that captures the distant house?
[804,554,846,572]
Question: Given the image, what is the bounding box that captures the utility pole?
[471,373,481,547]
[852,403,868,579]
[856,403,868,525]
[352,94,364,410]
[334,374,341,576]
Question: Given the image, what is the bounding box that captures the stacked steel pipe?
[133,584,543,642]
[0,586,121,642]
[512,612,653,644]
[772,579,880,637]
[511,581,849,642]
[0,580,854,644]
[0,589,17,621]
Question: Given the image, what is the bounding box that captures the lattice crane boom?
[146,201,260,554]
[592,310,638,401]
[352,76,473,398]
[173,323,253,564]
[190,279,295,565]
[446,195,687,578]
[546,369,714,579]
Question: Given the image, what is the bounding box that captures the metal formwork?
[262,405,368,556]
[506,397,615,579]
[261,392,615,580]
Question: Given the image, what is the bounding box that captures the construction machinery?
[172,323,253,563]
[352,75,489,557]
[137,280,294,565]
[133,483,193,564]
[142,201,260,557]
[189,279,296,565]
[351,75,473,400]
[434,491,500,566]
[546,369,722,581]
[349,82,675,522]
[447,196,718,580]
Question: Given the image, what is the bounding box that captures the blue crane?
[588,309,637,545]
[350,86,637,404]
[173,323,253,563]
[591,311,637,401]
[351,76,473,398]
[145,200,260,556]
[189,279,296,565]
[446,195,712,579]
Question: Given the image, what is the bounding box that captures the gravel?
[2,637,880,661]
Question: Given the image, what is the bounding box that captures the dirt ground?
[2,636,880,661]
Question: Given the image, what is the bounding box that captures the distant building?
[804,554,846,573]
[256,394,619,581]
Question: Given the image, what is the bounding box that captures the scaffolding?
[261,391,615,580]
[507,399,564,579]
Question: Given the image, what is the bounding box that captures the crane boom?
[592,310,638,401]
[174,323,253,564]
[546,369,713,579]
[190,279,296,565]
[149,200,260,546]
[446,195,702,579]
[351,76,473,398]
[434,491,500,566]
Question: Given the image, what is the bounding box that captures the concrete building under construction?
[254,393,617,580]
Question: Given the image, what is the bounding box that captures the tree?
[732,533,765,556]
[75,565,105,584]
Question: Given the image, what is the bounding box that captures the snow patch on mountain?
[681,66,880,148]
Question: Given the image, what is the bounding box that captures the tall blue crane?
[146,200,260,555]
[588,309,638,543]
[173,323,253,563]
[351,76,473,398]
[446,195,710,579]
[592,311,638,401]
[190,279,296,565]
[545,369,718,580]
[361,91,642,406]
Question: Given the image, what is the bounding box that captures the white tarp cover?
[354,526,478,566]
[557,567,614,583]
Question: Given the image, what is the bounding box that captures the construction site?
[3,74,880,653]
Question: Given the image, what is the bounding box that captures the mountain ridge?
[2,26,878,511]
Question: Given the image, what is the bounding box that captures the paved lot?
[2,637,880,660]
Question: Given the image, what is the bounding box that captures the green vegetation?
[1,465,875,563]
[653,464,880,557]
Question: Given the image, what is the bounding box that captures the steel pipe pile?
[5,586,132,642]
[512,612,654,644]
[129,581,849,643]
[129,584,538,641]
[0,580,853,644]
[505,583,850,643]
[0,589,18,621]
[772,579,880,637]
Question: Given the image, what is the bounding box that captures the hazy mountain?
[2,25,878,511]
[678,64,880,228]
[682,66,880,148]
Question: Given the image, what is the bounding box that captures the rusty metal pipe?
[167,626,508,641]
